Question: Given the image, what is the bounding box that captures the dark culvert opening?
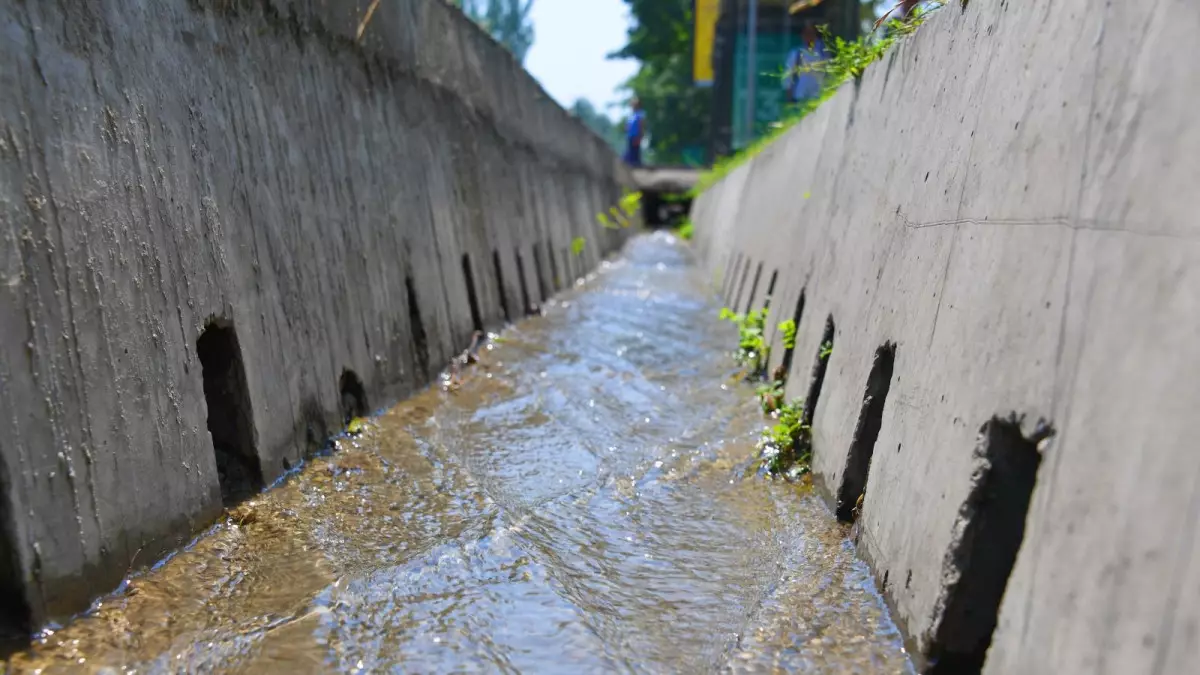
[197,321,263,506]
[733,260,751,311]
[339,370,368,424]
[532,242,549,305]
[405,275,430,379]
[492,250,511,323]
[762,269,778,310]
[461,253,485,336]
[802,316,835,427]
[0,486,30,653]
[515,249,534,315]
[926,417,1049,675]
[743,262,763,314]
[644,191,663,226]
[780,289,806,378]
[835,342,896,523]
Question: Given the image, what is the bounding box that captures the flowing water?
[7,233,913,674]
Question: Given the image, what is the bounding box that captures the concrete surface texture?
[691,0,1200,672]
[0,0,631,630]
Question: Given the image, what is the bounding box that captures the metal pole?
[744,0,757,144]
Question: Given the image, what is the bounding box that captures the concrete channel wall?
[692,1,1199,673]
[0,0,631,632]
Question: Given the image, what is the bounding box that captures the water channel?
[7,233,913,674]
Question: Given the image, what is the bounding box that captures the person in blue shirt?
[784,23,829,106]
[624,98,646,167]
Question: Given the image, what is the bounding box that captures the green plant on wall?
[609,206,631,228]
[719,307,770,378]
[756,378,784,414]
[619,190,642,218]
[676,218,694,241]
[778,319,797,350]
[760,397,812,477]
[819,340,833,360]
[571,237,586,256]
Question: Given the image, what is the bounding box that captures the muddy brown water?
[7,233,913,674]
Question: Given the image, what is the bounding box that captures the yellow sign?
[693,0,720,86]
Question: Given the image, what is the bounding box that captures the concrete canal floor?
[7,233,913,674]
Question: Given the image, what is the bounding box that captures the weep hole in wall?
[492,249,511,323]
[743,262,763,314]
[532,243,549,305]
[461,253,485,337]
[836,342,896,522]
[762,269,778,311]
[515,248,533,315]
[779,289,806,378]
[723,253,742,302]
[733,258,751,309]
[405,275,430,379]
[802,316,836,427]
[197,320,262,506]
[339,370,368,424]
[0,484,28,650]
[547,241,562,292]
[925,416,1049,675]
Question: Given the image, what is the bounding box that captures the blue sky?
[524,0,638,120]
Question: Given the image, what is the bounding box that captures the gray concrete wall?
[0,0,631,629]
[692,1,1200,672]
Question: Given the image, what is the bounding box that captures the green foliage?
[778,319,798,350]
[610,0,711,165]
[597,194,638,230]
[759,398,812,476]
[346,417,369,436]
[609,206,632,228]
[571,237,586,256]
[676,219,694,241]
[719,307,770,378]
[693,4,937,195]
[756,379,784,414]
[451,0,535,63]
[570,99,625,154]
[819,340,833,360]
[619,191,642,217]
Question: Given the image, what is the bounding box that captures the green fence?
[730,31,796,151]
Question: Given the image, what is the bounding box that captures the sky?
[524,0,638,120]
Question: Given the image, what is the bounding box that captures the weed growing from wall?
[759,398,813,478]
[819,340,833,360]
[595,191,644,231]
[719,307,770,379]
[756,378,785,414]
[619,190,641,218]
[676,217,694,241]
[778,319,797,350]
[571,237,586,256]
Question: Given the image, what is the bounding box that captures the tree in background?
[610,0,710,166]
[569,99,626,155]
[452,0,535,64]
